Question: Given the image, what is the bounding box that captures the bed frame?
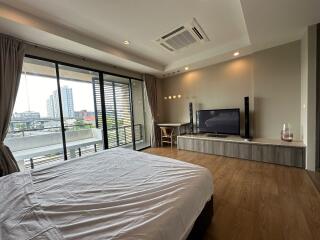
[187,195,214,240]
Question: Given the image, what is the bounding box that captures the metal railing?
[8,124,142,140]
[112,124,143,146]
[7,123,94,137]
[9,124,143,169]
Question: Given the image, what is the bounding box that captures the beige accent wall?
[253,41,301,139]
[159,41,301,140]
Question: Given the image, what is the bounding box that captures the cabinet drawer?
[212,141,224,155]
[251,145,275,163]
[239,144,251,160]
[274,146,305,167]
[224,142,239,158]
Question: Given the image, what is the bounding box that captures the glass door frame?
[55,62,68,160]
[24,54,149,160]
[99,76,134,150]
[128,79,136,150]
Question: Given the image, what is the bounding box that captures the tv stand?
[177,134,305,168]
[206,133,228,138]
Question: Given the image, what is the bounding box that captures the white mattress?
[0,148,213,240]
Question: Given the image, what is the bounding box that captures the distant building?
[13,111,41,120]
[84,115,95,122]
[60,86,75,118]
[74,110,95,120]
[46,95,56,118]
[47,86,74,118]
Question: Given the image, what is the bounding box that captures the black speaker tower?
[189,102,194,134]
[243,96,251,141]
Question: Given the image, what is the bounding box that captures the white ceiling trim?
[0,0,319,78]
[165,36,250,71]
[0,3,165,72]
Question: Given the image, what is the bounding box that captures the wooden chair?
[160,127,175,148]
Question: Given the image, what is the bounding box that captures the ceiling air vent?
[156,18,209,53]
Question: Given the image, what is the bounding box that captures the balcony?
[5,124,143,170]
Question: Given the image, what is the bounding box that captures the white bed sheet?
[0,148,213,240]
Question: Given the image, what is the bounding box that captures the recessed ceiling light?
[123,40,130,45]
[185,67,189,70]
[233,51,240,57]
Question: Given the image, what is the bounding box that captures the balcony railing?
[6,124,143,169]
[8,124,142,140]
[8,123,96,137]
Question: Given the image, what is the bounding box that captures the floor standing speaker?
[189,102,194,133]
[243,96,251,140]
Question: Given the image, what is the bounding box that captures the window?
[58,64,102,158]
[5,56,151,170]
[5,58,64,169]
[94,74,134,148]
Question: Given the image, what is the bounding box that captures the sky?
[14,74,95,117]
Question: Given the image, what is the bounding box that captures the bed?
[0,148,214,240]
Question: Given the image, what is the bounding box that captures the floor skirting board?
[308,170,320,193]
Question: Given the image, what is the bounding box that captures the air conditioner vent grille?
[160,43,174,52]
[165,30,196,50]
[156,18,209,53]
[192,27,203,40]
[162,26,185,39]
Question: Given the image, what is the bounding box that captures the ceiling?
[0,0,319,77]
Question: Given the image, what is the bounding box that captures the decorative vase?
[281,123,293,142]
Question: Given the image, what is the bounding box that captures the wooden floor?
[144,147,320,240]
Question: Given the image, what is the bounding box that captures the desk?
[157,122,190,135]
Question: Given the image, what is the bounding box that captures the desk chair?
[160,127,175,148]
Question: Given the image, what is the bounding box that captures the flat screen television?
[197,108,240,135]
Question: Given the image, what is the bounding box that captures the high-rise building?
[46,95,56,118]
[47,86,74,118]
[60,86,75,118]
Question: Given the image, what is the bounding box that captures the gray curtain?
[144,74,161,147]
[0,34,25,177]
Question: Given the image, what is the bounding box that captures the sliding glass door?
[58,65,102,159]
[93,74,148,150]
[6,56,151,170]
[95,74,133,148]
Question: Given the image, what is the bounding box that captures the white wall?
[301,25,317,171]
[301,32,308,144]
